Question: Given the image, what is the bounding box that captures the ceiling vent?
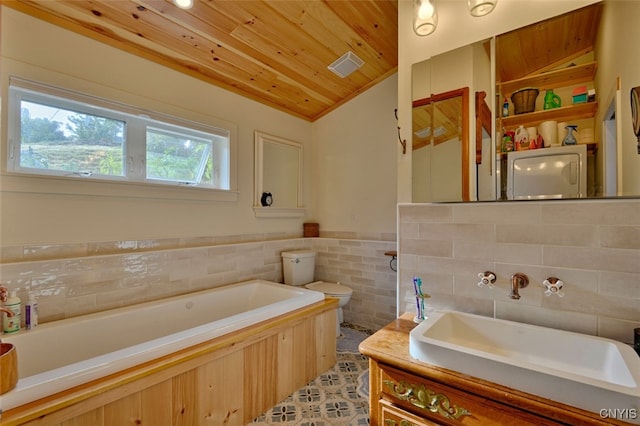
[414,128,431,138]
[414,126,447,139]
[328,51,364,78]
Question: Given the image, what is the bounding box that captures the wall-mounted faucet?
[510,273,529,299]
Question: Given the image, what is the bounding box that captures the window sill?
[0,173,239,202]
[253,207,306,218]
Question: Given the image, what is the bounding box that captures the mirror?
[412,39,492,202]
[254,131,304,217]
[412,88,470,202]
[411,1,640,201]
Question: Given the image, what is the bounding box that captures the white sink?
[409,310,640,422]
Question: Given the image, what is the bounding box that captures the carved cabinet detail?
[370,361,562,426]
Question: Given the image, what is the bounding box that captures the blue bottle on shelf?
[562,125,578,145]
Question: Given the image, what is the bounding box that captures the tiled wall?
[398,199,640,345]
[0,233,396,331]
[312,234,397,330]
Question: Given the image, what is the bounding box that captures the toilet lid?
[305,281,352,296]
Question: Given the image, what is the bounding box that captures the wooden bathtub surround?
[0,299,338,426]
[359,313,634,426]
[1,343,19,395]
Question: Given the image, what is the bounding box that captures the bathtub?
[0,279,325,413]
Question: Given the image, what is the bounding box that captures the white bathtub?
[0,279,324,412]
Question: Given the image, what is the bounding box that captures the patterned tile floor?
[250,325,372,425]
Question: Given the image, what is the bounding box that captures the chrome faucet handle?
[543,277,564,297]
[477,271,496,288]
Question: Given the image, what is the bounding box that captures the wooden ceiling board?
[30,0,327,116]
[496,3,602,83]
[325,1,397,62]
[9,1,276,98]
[222,5,356,94]
[3,0,398,121]
[131,0,339,113]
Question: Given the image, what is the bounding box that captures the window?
[8,79,231,191]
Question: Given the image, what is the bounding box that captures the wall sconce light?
[467,0,497,17]
[413,0,438,36]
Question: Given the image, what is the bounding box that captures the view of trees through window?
[18,99,217,185]
[146,127,214,184]
[20,100,125,176]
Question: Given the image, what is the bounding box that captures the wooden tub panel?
[4,299,337,426]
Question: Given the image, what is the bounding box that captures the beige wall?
[0,7,314,245]
[398,199,640,345]
[311,74,398,235]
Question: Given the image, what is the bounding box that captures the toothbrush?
[412,277,421,317]
[416,277,425,320]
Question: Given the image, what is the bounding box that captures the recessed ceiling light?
[328,51,364,78]
[173,0,193,9]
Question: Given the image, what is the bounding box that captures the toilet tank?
[281,250,315,286]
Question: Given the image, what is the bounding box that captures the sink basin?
[409,311,640,421]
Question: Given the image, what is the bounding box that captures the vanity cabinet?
[371,360,560,425]
[360,314,634,426]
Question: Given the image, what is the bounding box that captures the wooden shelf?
[500,102,597,128]
[499,62,597,97]
[497,142,598,159]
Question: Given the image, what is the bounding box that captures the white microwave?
[506,145,587,200]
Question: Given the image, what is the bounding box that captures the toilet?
[281,250,353,333]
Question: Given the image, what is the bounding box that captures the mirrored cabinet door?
[254,131,305,218]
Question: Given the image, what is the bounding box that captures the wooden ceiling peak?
[495,3,603,83]
[4,0,399,121]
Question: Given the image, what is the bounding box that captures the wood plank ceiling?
[3,0,399,121]
[495,3,602,82]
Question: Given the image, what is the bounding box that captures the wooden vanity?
[359,314,634,426]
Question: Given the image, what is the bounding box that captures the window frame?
[5,77,238,201]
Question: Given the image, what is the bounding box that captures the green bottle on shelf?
[543,89,561,110]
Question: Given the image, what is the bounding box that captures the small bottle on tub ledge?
[2,290,21,334]
[26,292,39,329]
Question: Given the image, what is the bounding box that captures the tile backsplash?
[10,197,636,342]
[398,199,640,345]
[0,232,396,331]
